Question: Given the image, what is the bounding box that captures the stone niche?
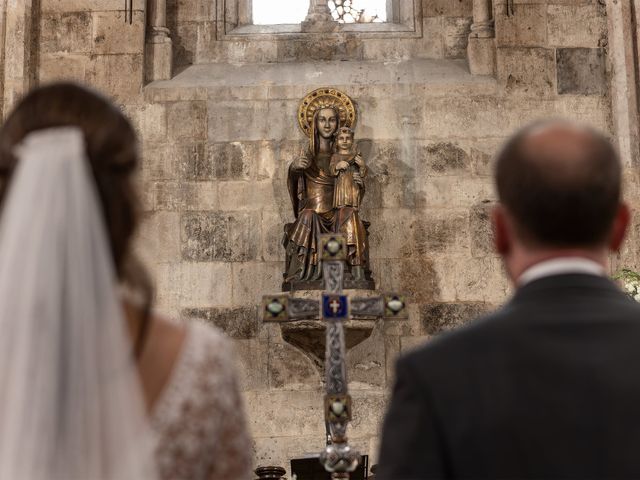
[138,3,613,464]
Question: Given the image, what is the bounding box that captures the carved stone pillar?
[145,0,172,82]
[302,0,338,32]
[3,0,36,117]
[467,0,496,76]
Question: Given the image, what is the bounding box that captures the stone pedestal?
[468,37,496,76]
[279,289,379,370]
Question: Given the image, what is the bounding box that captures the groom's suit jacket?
[377,274,640,479]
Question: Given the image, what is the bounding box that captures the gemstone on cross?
[322,294,348,319]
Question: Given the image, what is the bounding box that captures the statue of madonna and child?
[282,88,375,291]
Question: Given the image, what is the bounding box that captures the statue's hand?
[352,172,364,187]
[354,153,365,168]
[336,161,350,172]
[292,155,311,171]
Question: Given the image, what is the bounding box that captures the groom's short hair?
[495,120,621,248]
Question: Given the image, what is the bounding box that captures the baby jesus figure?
[330,127,367,209]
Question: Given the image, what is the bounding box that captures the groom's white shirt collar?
[517,257,606,287]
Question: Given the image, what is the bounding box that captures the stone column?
[145,0,172,82]
[3,0,36,117]
[606,0,640,170]
[302,0,337,32]
[467,0,496,76]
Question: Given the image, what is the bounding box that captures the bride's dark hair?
[0,82,153,357]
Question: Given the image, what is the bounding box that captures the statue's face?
[336,131,354,152]
[316,108,339,139]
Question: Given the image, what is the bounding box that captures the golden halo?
[298,87,357,138]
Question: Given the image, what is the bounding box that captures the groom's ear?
[492,204,511,256]
[608,202,630,253]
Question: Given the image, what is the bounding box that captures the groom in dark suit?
[377,121,638,479]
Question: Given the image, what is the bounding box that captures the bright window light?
[253,0,310,25]
[330,0,387,23]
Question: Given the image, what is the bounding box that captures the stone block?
[416,16,446,59]
[244,389,326,438]
[38,53,88,83]
[195,22,218,63]
[349,390,386,439]
[181,211,260,262]
[495,4,547,47]
[266,100,300,141]
[172,21,198,69]
[362,38,417,62]
[365,174,415,210]
[443,17,472,59]
[347,327,386,388]
[547,4,607,48]
[557,48,607,96]
[470,138,503,176]
[208,100,269,142]
[427,256,463,302]
[423,0,473,17]
[261,209,287,263]
[167,101,207,141]
[231,261,282,306]
[369,254,441,304]
[256,140,279,180]
[551,95,611,130]
[218,180,276,211]
[497,47,555,97]
[366,208,415,259]
[413,209,470,254]
[277,36,364,62]
[417,142,472,175]
[127,103,167,144]
[86,54,143,103]
[183,306,260,339]
[415,176,495,209]
[419,301,490,335]
[191,142,253,180]
[384,334,401,385]
[155,261,233,308]
[40,11,92,54]
[452,256,511,303]
[268,341,320,389]
[367,141,416,178]
[167,0,211,23]
[135,211,181,265]
[233,338,269,391]
[140,143,178,182]
[400,335,430,353]
[470,200,496,257]
[92,11,144,55]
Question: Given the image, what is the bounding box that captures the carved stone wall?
[2,0,635,475]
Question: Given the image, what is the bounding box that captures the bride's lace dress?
[151,321,253,480]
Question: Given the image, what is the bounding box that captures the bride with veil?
[0,83,252,480]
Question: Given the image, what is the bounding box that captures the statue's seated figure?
[282,89,374,291]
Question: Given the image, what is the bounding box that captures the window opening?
[329,0,387,23]
[252,0,311,25]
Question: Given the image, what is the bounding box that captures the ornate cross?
[262,234,407,479]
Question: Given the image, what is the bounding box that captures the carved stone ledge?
[282,317,375,371]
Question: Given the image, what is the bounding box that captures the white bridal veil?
[0,128,157,479]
